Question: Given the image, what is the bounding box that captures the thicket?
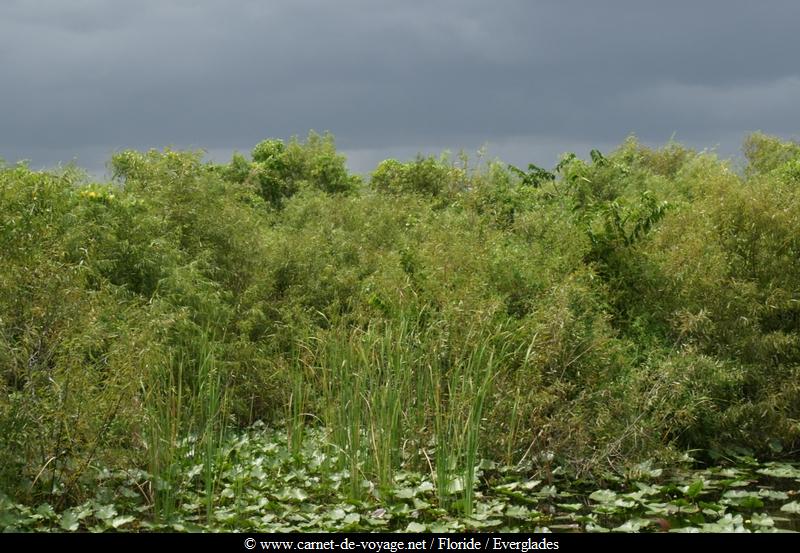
[1,131,799,513]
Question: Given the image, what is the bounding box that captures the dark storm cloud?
[2,0,800,175]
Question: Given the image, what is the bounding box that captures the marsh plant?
[1,132,800,531]
[142,331,229,523]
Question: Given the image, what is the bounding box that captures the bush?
[743,131,800,176]
[3,133,800,510]
[370,154,463,198]
[221,132,361,208]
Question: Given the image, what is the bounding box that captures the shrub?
[370,154,461,198]
[3,132,800,511]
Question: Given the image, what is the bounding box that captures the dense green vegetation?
[2,425,799,532]
[1,131,799,532]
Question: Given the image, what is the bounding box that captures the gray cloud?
[2,0,799,175]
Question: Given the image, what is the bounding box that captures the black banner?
[0,532,796,552]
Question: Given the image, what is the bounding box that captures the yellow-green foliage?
[2,133,799,506]
[222,132,361,207]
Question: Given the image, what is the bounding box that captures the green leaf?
[111,515,136,529]
[780,501,800,514]
[417,481,435,493]
[406,521,427,532]
[723,490,756,498]
[505,505,530,518]
[757,489,788,500]
[343,513,360,525]
[613,518,647,533]
[589,489,617,503]
[685,480,704,498]
[119,487,140,499]
[633,482,661,496]
[701,513,746,533]
[630,462,663,479]
[757,464,800,479]
[394,486,416,499]
[448,477,465,494]
[557,503,583,512]
[60,510,80,532]
[94,504,117,521]
[35,503,56,519]
[738,497,765,510]
[749,513,774,527]
[667,501,699,513]
[585,522,609,533]
[276,487,308,502]
[412,498,430,510]
[328,508,346,521]
[187,464,203,479]
[495,481,519,492]
[537,485,557,497]
[521,479,542,490]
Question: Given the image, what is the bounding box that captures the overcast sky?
[2,0,799,177]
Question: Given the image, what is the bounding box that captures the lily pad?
[328,508,346,521]
[780,501,800,514]
[757,464,800,479]
[394,486,416,499]
[504,504,530,518]
[111,515,136,529]
[342,513,360,525]
[613,518,648,532]
[557,503,583,512]
[520,479,542,490]
[585,522,610,532]
[749,513,774,527]
[35,504,57,519]
[94,504,117,521]
[589,489,617,503]
[405,521,427,532]
[60,510,80,532]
